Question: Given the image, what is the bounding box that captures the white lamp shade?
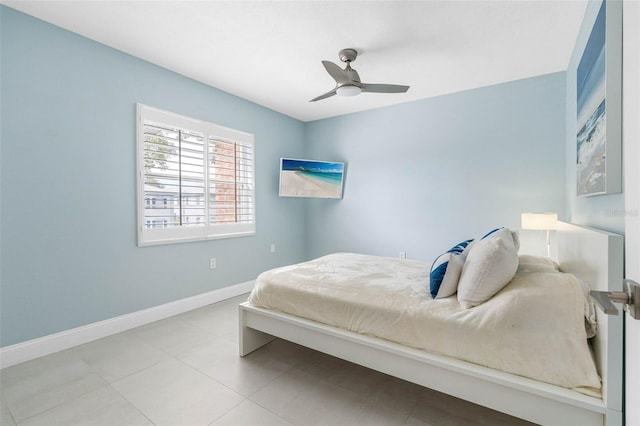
[521,212,558,230]
[336,85,361,97]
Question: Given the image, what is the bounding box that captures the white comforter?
[248,253,601,396]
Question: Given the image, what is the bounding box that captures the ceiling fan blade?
[361,83,410,93]
[310,88,337,102]
[322,61,349,84]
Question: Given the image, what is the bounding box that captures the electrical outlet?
[270,243,276,253]
[209,257,217,269]
[399,252,406,259]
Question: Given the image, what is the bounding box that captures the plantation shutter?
[143,122,206,229]
[208,139,255,226]
[137,104,255,246]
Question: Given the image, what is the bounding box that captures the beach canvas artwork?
[279,158,345,198]
[576,1,606,196]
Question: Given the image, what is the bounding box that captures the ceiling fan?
[310,48,410,102]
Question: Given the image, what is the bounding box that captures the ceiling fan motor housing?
[338,48,358,63]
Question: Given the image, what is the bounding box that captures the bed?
[239,222,623,426]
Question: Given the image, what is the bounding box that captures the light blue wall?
[304,73,567,262]
[0,7,306,347]
[1,5,577,349]
[565,0,624,234]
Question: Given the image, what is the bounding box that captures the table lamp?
[521,212,558,258]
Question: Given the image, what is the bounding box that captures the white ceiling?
[3,0,587,122]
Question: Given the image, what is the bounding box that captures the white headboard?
[556,221,623,420]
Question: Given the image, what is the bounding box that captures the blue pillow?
[429,239,474,299]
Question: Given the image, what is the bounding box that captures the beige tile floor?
[0,294,534,425]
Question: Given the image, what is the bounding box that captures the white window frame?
[136,104,255,247]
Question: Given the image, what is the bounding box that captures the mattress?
[248,252,601,396]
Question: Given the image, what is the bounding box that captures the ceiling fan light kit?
[336,85,361,97]
[310,48,410,102]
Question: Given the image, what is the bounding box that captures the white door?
[623,1,639,424]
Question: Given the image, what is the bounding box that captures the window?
[137,104,255,246]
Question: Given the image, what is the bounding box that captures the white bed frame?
[239,222,623,426]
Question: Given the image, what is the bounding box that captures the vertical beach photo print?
[576,1,606,196]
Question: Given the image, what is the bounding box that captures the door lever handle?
[590,279,640,319]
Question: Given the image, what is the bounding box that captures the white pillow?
[457,228,520,309]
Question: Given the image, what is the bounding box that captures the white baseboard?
[0,281,255,369]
